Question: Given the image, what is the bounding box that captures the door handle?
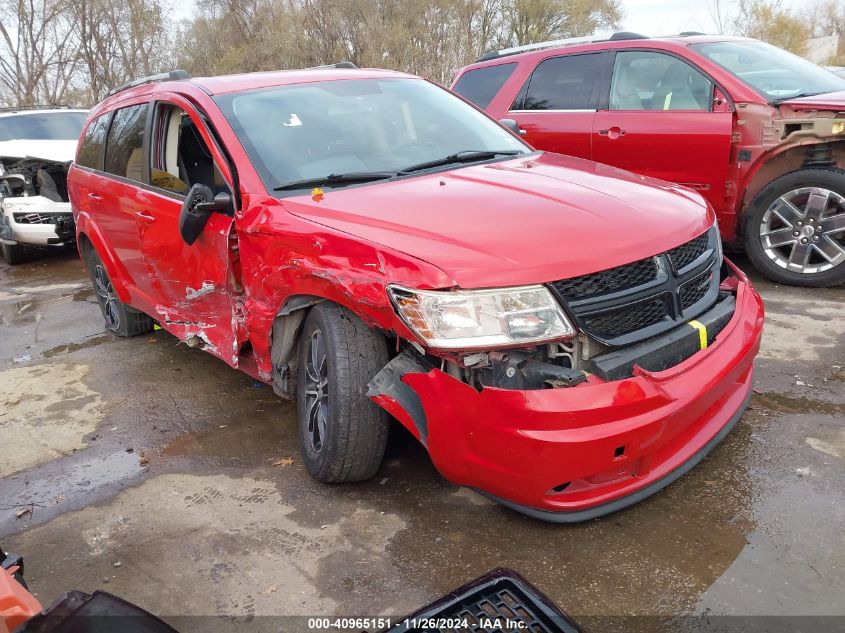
[598,126,626,139]
[87,192,103,200]
[135,210,155,222]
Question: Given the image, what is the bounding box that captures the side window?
[149,104,225,196]
[452,63,517,108]
[519,54,604,110]
[104,104,148,180]
[610,51,713,111]
[76,114,109,169]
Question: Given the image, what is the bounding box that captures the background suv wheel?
[745,168,845,287]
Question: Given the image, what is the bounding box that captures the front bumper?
[1,197,75,247]
[371,262,764,521]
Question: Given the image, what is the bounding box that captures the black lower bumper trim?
[475,387,751,523]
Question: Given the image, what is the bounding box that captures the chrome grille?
[13,212,69,225]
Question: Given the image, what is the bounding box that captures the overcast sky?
[616,0,818,36]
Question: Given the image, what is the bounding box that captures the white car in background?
[0,106,87,264]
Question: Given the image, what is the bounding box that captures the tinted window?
[76,114,109,169]
[453,63,517,108]
[0,111,86,141]
[520,54,603,110]
[104,104,148,181]
[610,51,712,111]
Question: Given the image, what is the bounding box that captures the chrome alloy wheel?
[760,187,845,274]
[303,329,329,454]
[93,264,121,331]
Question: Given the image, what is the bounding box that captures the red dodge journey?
[67,66,764,521]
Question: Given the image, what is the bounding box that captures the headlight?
[388,284,575,350]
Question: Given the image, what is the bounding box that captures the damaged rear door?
[136,95,246,366]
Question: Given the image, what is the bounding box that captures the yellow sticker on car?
[688,319,707,350]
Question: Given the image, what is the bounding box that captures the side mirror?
[178,185,233,245]
[499,118,526,136]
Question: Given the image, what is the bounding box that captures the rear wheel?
[295,302,390,483]
[745,168,845,286]
[86,249,154,336]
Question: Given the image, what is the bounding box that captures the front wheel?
[744,168,845,286]
[295,302,390,483]
[86,249,154,336]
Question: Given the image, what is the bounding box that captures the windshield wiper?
[273,171,398,191]
[399,149,524,174]
[772,91,825,103]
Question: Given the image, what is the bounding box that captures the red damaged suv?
[453,34,845,287]
[68,66,763,522]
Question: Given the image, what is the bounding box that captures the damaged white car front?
[0,107,87,264]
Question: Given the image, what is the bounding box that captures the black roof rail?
[678,31,707,36]
[608,31,649,41]
[475,31,649,62]
[106,70,191,98]
[0,104,74,113]
[311,61,358,70]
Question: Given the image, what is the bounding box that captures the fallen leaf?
[271,458,294,467]
[259,584,278,596]
[15,507,32,519]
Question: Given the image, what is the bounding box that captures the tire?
[85,249,154,337]
[295,302,390,483]
[0,241,33,265]
[744,168,845,286]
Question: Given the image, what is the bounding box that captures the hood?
[776,90,845,110]
[0,139,76,163]
[283,153,714,288]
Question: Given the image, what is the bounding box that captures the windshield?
[214,77,529,192]
[0,111,87,141]
[691,40,845,101]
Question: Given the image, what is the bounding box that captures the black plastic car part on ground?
[13,591,178,633]
[0,547,26,590]
[387,568,581,633]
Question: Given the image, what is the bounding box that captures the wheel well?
[77,232,94,264]
[269,295,326,399]
[740,141,845,234]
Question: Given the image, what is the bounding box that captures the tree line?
[1,0,845,108]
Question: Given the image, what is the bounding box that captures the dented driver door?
[135,95,245,366]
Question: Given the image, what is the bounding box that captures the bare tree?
[502,0,621,46]
[733,0,809,54]
[0,0,81,105]
[707,0,731,34]
[70,0,175,103]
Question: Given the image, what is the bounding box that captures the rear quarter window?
[76,114,110,169]
[453,63,517,108]
[104,104,149,181]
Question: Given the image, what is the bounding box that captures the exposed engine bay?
[0,156,76,258]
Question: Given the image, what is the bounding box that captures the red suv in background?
[68,66,763,522]
[453,33,845,287]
